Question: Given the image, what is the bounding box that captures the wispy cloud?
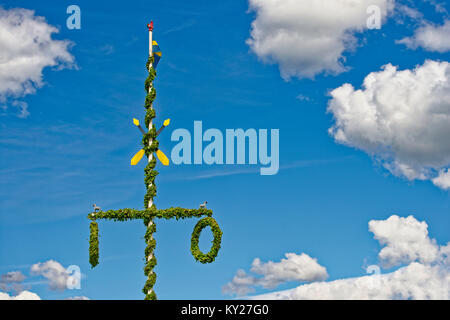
[98,44,115,55]
[296,94,311,102]
[168,157,354,181]
[163,19,196,35]
[166,62,189,73]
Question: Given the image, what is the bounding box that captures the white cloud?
[10,101,29,118]
[251,262,450,300]
[327,60,450,189]
[0,270,26,292]
[222,270,259,296]
[395,4,423,20]
[1,271,25,284]
[397,20,450,52]
[251,253,329,286]
[30,260,71,291]
[0,290,90,300]
[65,296,90,300]
[432,169,450,190]
[422,0,448,14]
[246,0,394,79]
[440,243,450,265]
[369,215,439,268]
[222,253,328,296]
[98,44,115,55]
[296,94,311,102]
[0,7,75,116]
[237,215,450,300]
[0,290,41,300]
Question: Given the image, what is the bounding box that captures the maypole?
[87,21,223,300]
[144,20,157,300]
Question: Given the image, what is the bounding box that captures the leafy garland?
[89,222,99,268]
[87,54,223,301]
[88,208,213,222]
[191,217,223,264]
[143,55,158,211]
[143,55,158,300]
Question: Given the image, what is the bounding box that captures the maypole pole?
[87,20,223,301]
[143,20,157,300]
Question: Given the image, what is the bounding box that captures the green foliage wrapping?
[145,108,156,128]
[143,130,159,158]
[155,208,213,220]
[144,291,157,300]
[143,56,158,299]
[144,256,157,276]
[144,186,157,209]
[144,69,156,92]
[87,208,213,222]
[145,238,156,257]
[144,167,159,187]
[89,222,99,268]
[88,209,149,221]
[191,217,223,264]
[142,273,157,295]
[145,89,156,109]
[146,55,154,71]
[145,223,157,238]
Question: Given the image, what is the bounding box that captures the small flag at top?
[153,41,162,68]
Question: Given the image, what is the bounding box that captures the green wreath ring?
[190,217,223,264]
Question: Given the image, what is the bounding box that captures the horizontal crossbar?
[88,207,213,222]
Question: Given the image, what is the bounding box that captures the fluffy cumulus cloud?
[0,7,75,117]
[226,215,450,300]
[0,291,87,301]
[246,0,394,79]
[432,169,450,190]
[0,290,41,300]
[0,271,25,284]
[0,288,87,300]
[252,262,450,300]
[222,253,328,296]
[327,60,450,189]
[369,215,439,268]
[30,260,72,291]
[397,20,450,52]
[0,271,26,292]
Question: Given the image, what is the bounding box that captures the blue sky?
[0,0,449,299]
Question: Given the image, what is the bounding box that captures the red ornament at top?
[147,21,154,32]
